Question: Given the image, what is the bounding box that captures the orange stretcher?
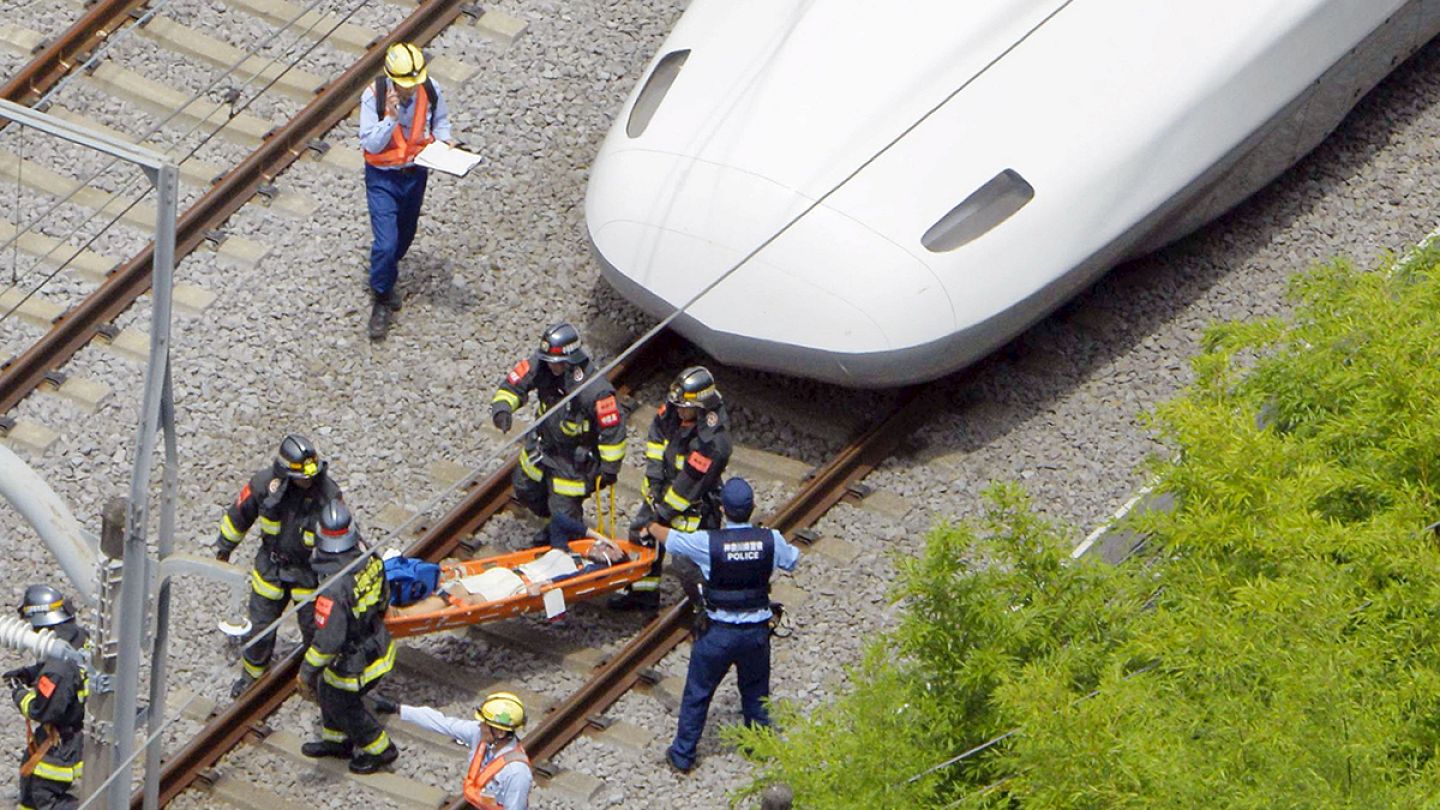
[384,536,656,638]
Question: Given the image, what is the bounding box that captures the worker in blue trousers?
[641,477,801,774]
[359,41,453,340]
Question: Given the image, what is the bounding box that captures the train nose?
[586,149,954,384]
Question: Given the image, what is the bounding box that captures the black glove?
[371,695,400,715]
[296,670,318,702]
[643,481,662,505]
[636,524,656,547]
[492,409,512,433]
[214,535,233,563]
[3,667,32,686]
[597,470,618,489]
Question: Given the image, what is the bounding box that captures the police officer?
[298,501,399,774]
[215,434,343,698]
[5,585,87,809]
[376,691,532,809]
[360,41,454,340]
[610,366,731,611]
[490,323,626,544]
[643,478,800,773]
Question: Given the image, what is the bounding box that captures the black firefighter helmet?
[538,323,587,366]
[277,434,321,481]
[667,366,722,411]
[18,584,73,629]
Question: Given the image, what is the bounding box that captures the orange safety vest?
[364,81,434,167]
[462,740,530,809]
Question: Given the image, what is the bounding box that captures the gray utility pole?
[111,130,179,810]
[0,100,180,810]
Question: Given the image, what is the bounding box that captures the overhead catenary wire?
[72,693,204,810]
[0,0,367,304]
[231,0,1082,682]
[0,0,375,321]
[0,0,1095,795]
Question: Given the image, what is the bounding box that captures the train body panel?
[588,0,1440,386]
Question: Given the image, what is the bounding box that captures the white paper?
[543,587,566,618]
[414,141,483,177]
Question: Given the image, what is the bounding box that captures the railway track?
[141,367,924,807]
[0,0,911,806]
[142,332,674,807]
[0,0,474,417]
[2,1,1426,808]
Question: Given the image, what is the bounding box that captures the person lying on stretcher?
[388,514,628,617]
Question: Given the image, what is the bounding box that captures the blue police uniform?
[358,80,452,299]
[661,479,800,772]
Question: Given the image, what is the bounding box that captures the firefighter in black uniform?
[489,323,627,546]
[5,585,88,810]
[215,434,344,698]
[610,366,732,611]
[298,500,399,774]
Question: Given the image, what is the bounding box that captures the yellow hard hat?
[384,42,428,88]
[475,691,526,732]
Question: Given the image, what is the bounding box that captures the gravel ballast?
[2,1,1440,807]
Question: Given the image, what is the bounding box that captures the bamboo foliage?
[733,254,1440,807]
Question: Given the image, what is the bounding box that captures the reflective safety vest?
[463,740,530,809]
[705,525,775,612]
[364,78,436,167]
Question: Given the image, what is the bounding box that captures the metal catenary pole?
[112,160,178,810]
[0,99,179,810]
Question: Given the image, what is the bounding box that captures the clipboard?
[415,141,483,177]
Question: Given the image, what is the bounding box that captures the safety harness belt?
[21,722,58,778]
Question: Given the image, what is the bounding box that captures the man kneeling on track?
[387,514,627,617]
[372,692,533,809]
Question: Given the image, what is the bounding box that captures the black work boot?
[378,287,402,312]
[368,298,391,341]
[608,589,660,612]
[230,675,258,699]
[301,740,353,759]
[349,742,399,774]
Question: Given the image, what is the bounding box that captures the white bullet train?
[586,0,1440,387]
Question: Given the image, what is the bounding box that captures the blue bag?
[383,555,441,606]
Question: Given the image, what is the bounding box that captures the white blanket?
[456,568,525,601]
[516,549,579,583]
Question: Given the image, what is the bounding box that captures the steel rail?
[484,385,932,794]
[0,0,464,416]
[107,1,464,804]
[145,332,677,807]
[0,0,149,106]
[403,333,678,563]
